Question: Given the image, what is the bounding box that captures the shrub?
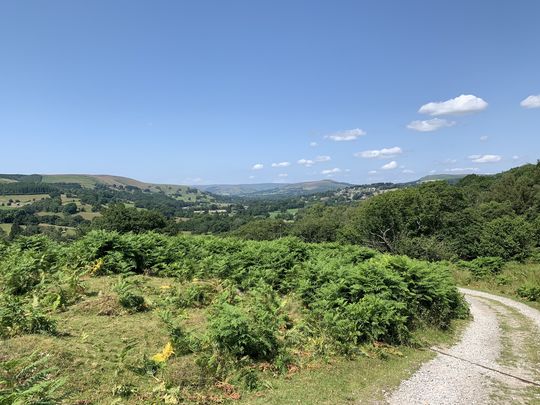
[0,295,57,338]
[0,236,62,295]
[113,277,146,312]
[516,284,540,301]
[206,286,285,361]
[171,281,217,309]
[460,257,504,279]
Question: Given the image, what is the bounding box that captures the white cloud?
[381,161,398,170]
[252,163,264,170]
[402,169,415,174]
[368,170,377,174]
[480,135,489,141]
[355,146,402,159]
[407,118,455,132]
[512,155,520,160]
[325,128,366,141]
[315,155,331,162]
[469,154,502,163]
[185,177,204,184]
[520,95,540,109]
[310,142,318,147]
[248,175,255,179]
[297,155,330,167]
[278,173,288,177]
[321,168,341,175]
[418,94,488,116]
[442,158,457,164]
[271,161,291,168]
[445,167,479,172]
[297,159,315,167]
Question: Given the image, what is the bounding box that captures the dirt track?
[388,288,540,404]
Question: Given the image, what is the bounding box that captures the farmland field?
[0,194,49,206]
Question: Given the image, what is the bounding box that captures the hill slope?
[196,179,352,197]
[0,174,213,202]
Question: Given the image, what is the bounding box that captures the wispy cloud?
[271,161,291,168]
[315,155,331,162]
[479,135,489,141]
[402,169,415,174]
[355,146,402,158]
[297,159,315,167]
[309,141,318,147]
[407,118,455,132]
[321,168,341,175]
[297,155,331,167]
[419,94,488,116]
[325,128,366,141]
[521,95,540,109]
[278,173,288,177]
[445,167,479,172]
[251,163,264,170]
[381,161,398,170]
[468,154,502,163]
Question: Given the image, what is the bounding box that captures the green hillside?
[0,174,212,202]
[416,174,469,183]
[196,179,352,197]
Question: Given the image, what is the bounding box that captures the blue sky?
[1,1,539,185]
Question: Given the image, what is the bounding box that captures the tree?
[62,202,78,215]
[8,222,23,240]
[231,218,290,241]
[92,203,168,233]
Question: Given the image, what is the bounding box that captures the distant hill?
[196,179,353,197]
[416,174,469,184]
[0,173,213,202]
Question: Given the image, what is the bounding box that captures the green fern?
[0,352,66,404]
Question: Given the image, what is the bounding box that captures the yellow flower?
[151,342,174,363]
[160,285,171,290]
[90,258,104,275]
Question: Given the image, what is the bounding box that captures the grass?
[240,320,467,405]
[0,194,49,206]
[78,211,102,220]
[268,208,299,219]
[453,261,540,311]
[0,223,12,233]
[0,275,191,404]
[0,271,468,404]
[41,175,99,188]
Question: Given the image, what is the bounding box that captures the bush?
[516,284,540,301]
[0,295,57,338]
[460,257,504,279]
[0,236,62,295]
[206,286,285,361]
[478,216,534,260]
[113,277,146,312]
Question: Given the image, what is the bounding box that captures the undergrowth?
[0,231,468,403]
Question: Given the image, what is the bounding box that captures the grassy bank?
[453,261,540,311]
[239,320,467,404]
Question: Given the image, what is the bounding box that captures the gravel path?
[387,289,540,405]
